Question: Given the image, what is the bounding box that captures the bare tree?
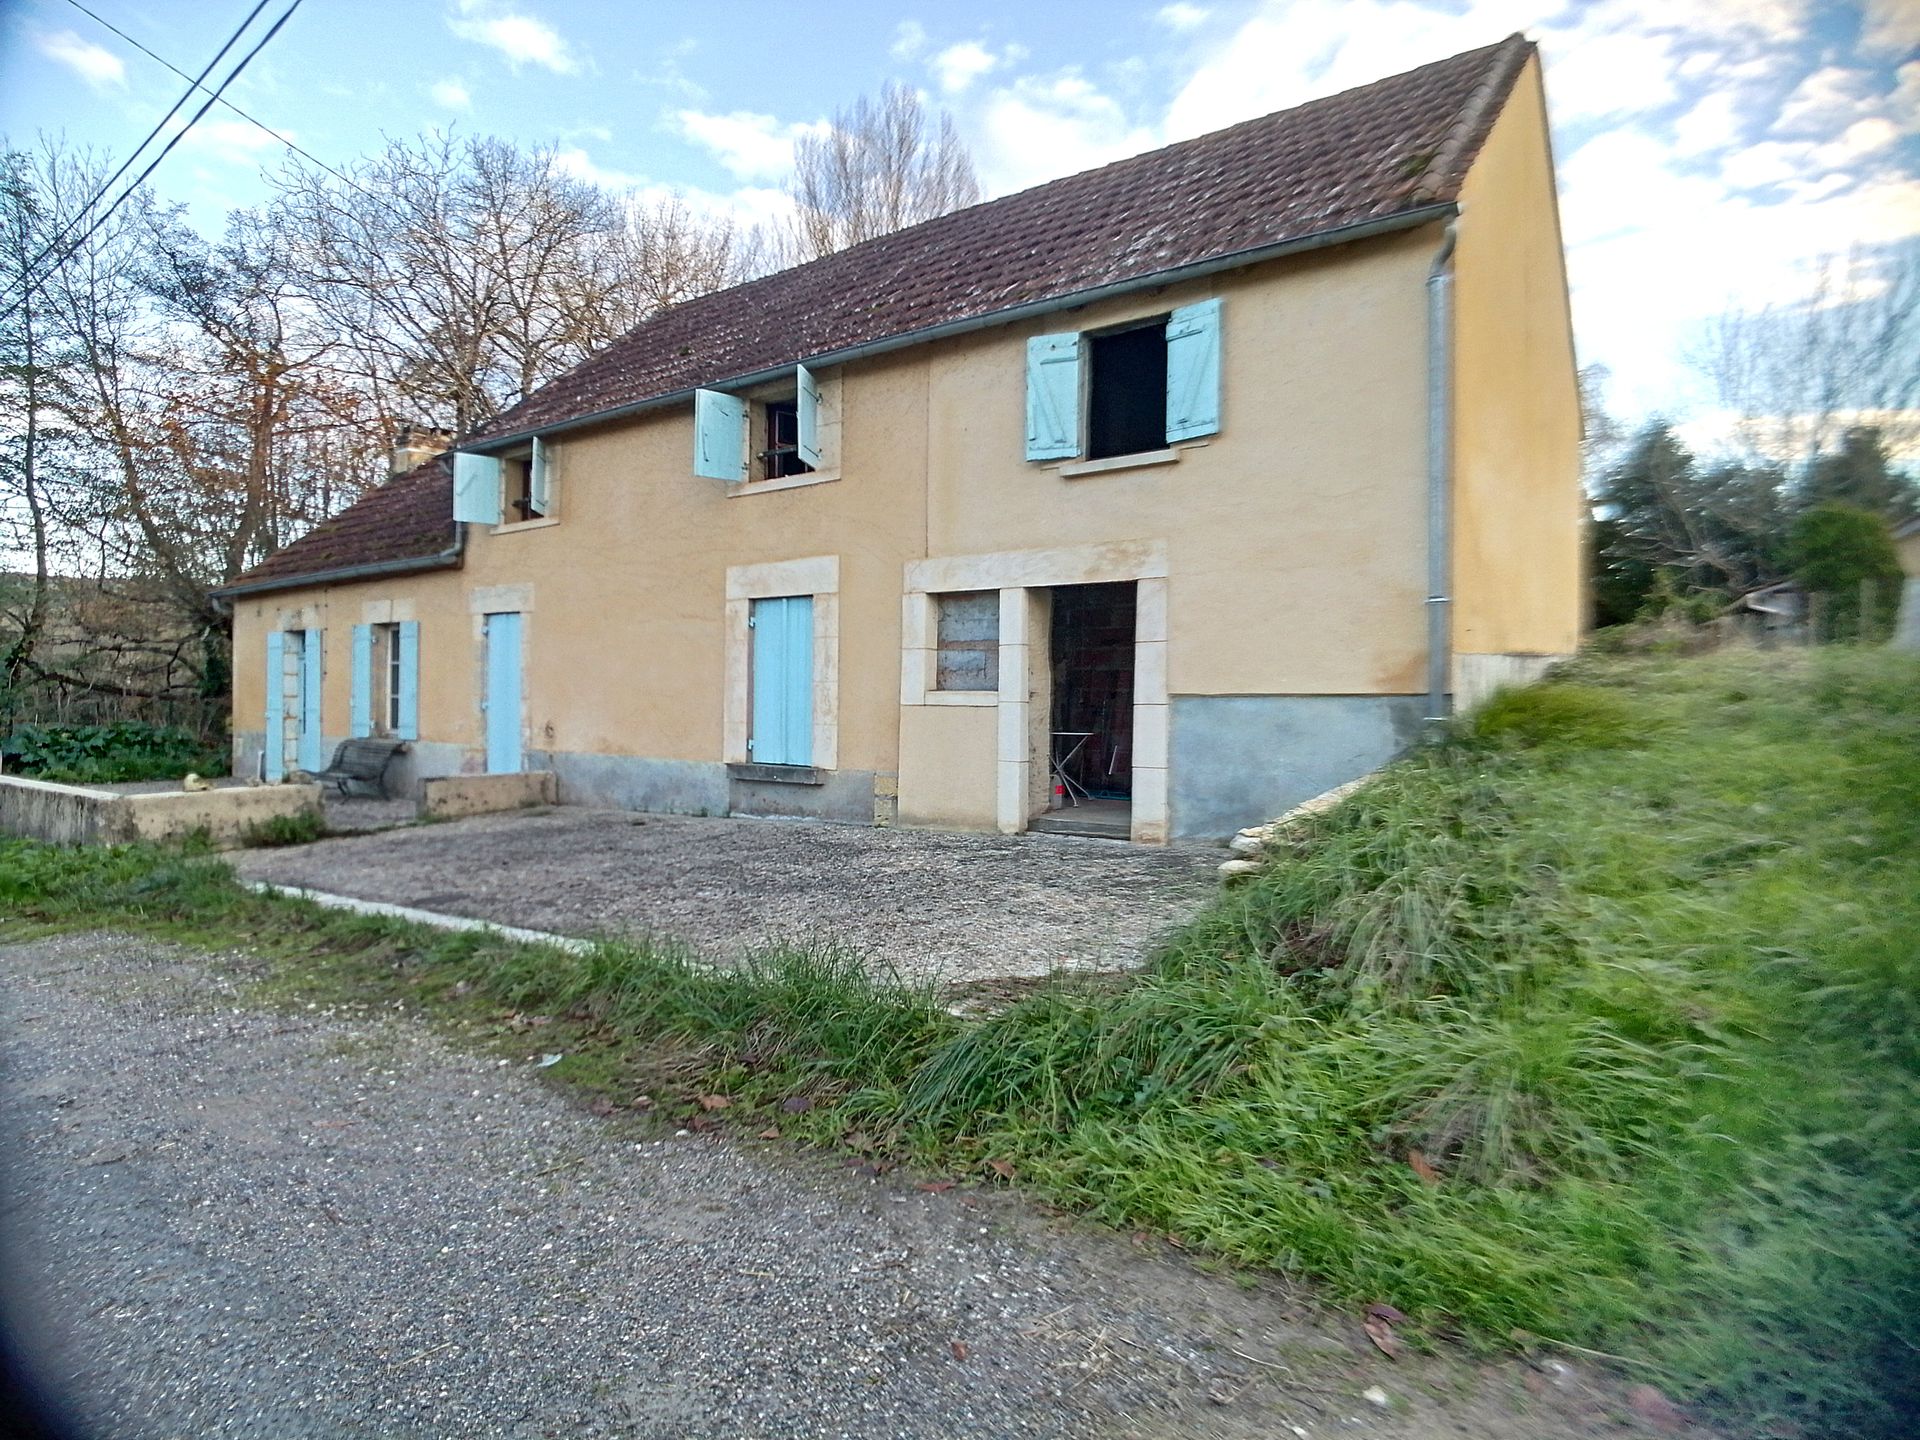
[1693,245,1920,471]
[782,83,979,263]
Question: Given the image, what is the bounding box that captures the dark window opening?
[506,454,543,520]
[759,399,814,480]
[1086,322,1168,460]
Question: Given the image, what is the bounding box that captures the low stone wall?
[419,771,557,820]
[0,774,323,847]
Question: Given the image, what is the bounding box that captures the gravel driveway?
[0,931,1687,1440]
[231,810,1223,984]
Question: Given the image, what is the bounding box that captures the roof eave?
[212,538,464,603]
[468,201,1460,452]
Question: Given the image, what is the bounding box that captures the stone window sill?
[726,469,843,498]
[921,690,998,707]
[491,515,560,535]
[728,762,826,786]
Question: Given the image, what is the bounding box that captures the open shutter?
[298,629,324,773]
[350,624,373,738]
[795,364,823,469]
[396,621,420,741]
[693,389,748,481]
[1165,298,1223,442]
[528,436,554,517]
[452,452,503,525]
[264,631,285,782]
[1025,333,1081,460]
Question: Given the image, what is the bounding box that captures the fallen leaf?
[697,1094,732,1111]
[587,1098,616,1117]
[1130,1230,1154,1247]
[950,1340,970,1362]
[630,1094,655,1110]
[686,1114,716,1132]
[780,1095,814,1114]
[986,1158,1015,1180]
[1626,1384,1685,1433]
[758,1126,782,1140]
[312,1120,354,1130]
[917,1180,957,1193]
[1363,1315,1403,1359]
[844,1129,875,1153]
[1365,1302,1409,1325]
[1407,1149,1441,1184]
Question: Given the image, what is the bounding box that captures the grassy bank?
[3,647,1915,1438]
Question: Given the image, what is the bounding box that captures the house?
[1895,515,1920,652]
[216,34,1581,844]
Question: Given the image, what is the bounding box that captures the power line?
[1,0,307,326]
[6,0,275,307]
[59,0,376,199]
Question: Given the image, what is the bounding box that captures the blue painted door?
[297,630,325,774]
[484,612,523,773]
[750,596,813,766]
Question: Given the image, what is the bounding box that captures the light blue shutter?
[750,596,813,766]
[396,621,420,741]
[350,624,373,738]
[264,631,285,782]
[528,437,553,516]
[693,389,747,481]
[453,452,503,524]
[1165,298,1223,442]
[1025,333,1081,460]
[795,363,822,469]
[298,629,325,773]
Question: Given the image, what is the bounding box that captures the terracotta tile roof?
[221,456,457,594]
[477,34,1532,443]
[225,34,1530,592]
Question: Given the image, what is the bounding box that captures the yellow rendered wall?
[1449,52,1584,662]
[232,225,1444,791]
[1897,529,1920,578]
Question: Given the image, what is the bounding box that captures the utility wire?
[1,0,307,325]
[59,0,377,199]
[5,0,275,307]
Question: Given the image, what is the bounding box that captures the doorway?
[1037,581,1135,838]
[483,611,523,773]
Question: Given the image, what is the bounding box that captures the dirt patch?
[231,809,1225,983]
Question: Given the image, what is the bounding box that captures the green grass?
[2,646,1915,1439]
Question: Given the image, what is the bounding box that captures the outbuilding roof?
[222,33,1532,595]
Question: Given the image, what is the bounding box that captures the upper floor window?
[452,438,553,526]
[693,364,838,485]
[1026,297,1222,464]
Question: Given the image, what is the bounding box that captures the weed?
[241,810,329,847]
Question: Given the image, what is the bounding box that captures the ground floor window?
[934,591,999,692]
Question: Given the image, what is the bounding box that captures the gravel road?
[0,930,1694,1440]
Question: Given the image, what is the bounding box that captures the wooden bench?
[314,737,408,798]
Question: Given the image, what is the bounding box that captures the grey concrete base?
[730,767,879,824]
[1168,694,1425,840]
[537,750,730,818]
[1454,652,1568,712]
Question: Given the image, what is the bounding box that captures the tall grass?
[4,647,1915,1437]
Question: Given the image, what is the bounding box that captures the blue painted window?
[297,629,324,774]
[750,596,814,767]
[264,631,286,782]
[350,625,374,738]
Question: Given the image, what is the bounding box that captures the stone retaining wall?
[0,775,323,847]
[419,771,557,820]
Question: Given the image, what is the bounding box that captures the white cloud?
[890,20,928,60]
[37,29,125,89]
[1156,4,1211,30]
[973,72,1159,195]
[1543,28,1679,119]
[430,77,472,110]
[1671,90,1742,157]
[448,8,578,74]
[932,41,1003,94]
[1861,0,1920,55]
[1772,65,1876,135]
[672,109,825,181]
[555,146,644,191]
[1892,62,1920,130]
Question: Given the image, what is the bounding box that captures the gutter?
[469,202,1462,452]
[1425,219,1458,723]
[212,526,466,603]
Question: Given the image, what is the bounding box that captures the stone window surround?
[902,540,1169,844]
[724,556,840,771]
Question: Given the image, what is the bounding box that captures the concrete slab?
[229,809,1223,985]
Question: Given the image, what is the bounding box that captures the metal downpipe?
[1426,221,1458,723]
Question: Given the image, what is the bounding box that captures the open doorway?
[1036,581,1135,839]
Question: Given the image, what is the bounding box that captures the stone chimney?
[390,423,454,478]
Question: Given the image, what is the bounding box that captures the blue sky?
[2,0,1916,440]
